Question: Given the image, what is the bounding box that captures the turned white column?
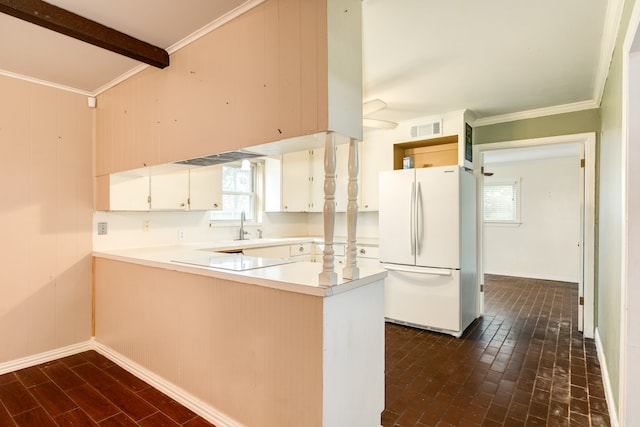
[343,138,360,280]
[319,132,338,285]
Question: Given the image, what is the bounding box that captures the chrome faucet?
[238,211,248,240]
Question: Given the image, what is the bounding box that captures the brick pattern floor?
[382,275,610,427]
[0,351,215,426]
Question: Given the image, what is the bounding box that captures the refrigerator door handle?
[382,264,452,276]
[410,181,416,256]
[416,181,423,255]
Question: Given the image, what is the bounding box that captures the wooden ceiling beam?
[0,0,169,69]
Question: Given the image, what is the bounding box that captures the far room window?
[210,160,262,221]
[483,178,521,224]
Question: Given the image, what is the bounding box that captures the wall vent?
[410,120,442,139]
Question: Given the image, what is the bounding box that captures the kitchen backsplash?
[92,211,379,251]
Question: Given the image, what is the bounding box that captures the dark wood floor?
[0,351,215,426]
[0,275,611,426]
[383,275,610,427]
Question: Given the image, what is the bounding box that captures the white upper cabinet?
[334,144,350,212]
[360,139,389,211]
[109,169,150,211]
[150,169,190,210]
[189,165,222,211]
[281,151,311,212]
[309,148,325,212]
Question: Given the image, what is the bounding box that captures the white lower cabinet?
[243,243,313,261]
[243,245,290,258]
[356,245,381,268]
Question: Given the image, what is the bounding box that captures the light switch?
[98,222,108,235]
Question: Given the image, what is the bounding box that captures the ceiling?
[0,0,622,125]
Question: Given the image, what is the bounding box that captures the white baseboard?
[595,328,620,427]
[92,340,242,427]
[0,339,241,427]
[0,341,93,375]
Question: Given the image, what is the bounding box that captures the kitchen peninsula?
[93,239,386,427]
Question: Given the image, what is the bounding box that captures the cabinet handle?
[180,203,185,207]
[298,246,304,252]
[359,248,366,254]
[364,204,369,208]
[213,203,218,208]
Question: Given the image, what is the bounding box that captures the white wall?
[483,156,581,282]
[307,211,380,239]
[93,211,310,251]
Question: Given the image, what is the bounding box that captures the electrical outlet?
[97,222,108,235]
[178,229,185,241]
[143,220,150,232]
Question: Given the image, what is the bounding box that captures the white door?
[415,167,460,269]
[378,169,415,265]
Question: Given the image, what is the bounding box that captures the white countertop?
[92,237,385,297]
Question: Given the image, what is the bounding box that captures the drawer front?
[290,243,312,257]
[314,243,345,257]
[357,246,379,259]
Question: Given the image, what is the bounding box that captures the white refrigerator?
[379,165,478,337]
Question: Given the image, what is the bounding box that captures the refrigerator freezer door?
[384,266,461,335]
[415,167,460,269]
[379,169,416,265]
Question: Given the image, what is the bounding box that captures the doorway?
[474,133,596,338]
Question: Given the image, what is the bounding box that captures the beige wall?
[0,75,94,364]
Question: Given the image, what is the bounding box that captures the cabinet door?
[360,139,390,211]
[109,170,150,211]
[334,144,349,212]
[150,170,190,210]
[189,165,222,211]
[309,148,325,212]
[281,150,311,212]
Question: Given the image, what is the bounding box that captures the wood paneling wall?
[0,75,93,364]
[94,258,324,426]
[95,0,333,176]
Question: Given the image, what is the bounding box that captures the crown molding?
[473,99,600,127]
[0,68,93,96]
[593,0,625,106]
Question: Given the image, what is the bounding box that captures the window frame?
[209,160,263,223]
[483,177,521,225]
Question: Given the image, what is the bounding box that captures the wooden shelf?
[393,135,458,169]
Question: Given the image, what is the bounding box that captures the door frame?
[473,132,596,338]
[620,1,640,423]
